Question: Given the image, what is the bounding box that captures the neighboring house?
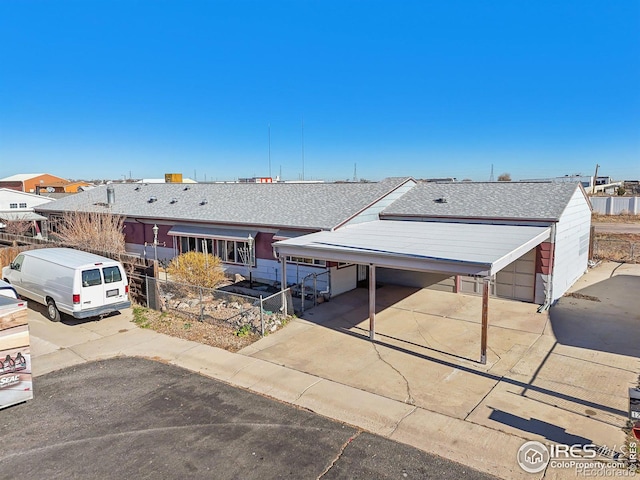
[36,180,93,194]
[34,178,417,295]
[0,173,69,193]
[0,188,53,235]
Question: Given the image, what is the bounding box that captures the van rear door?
[79,265,128,313]
[80,268,104,310]
[101,265,127,306]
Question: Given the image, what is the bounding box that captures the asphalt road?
[594,223,640,234]
[0,357,496,480]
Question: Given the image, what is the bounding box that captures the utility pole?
[268,123,272,179]
[489,164,494,182]
[301,118,305,181]
[592,164,600,194]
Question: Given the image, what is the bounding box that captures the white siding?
[341,180,417,227]
[331,265,357,296]
[552,188,591,301]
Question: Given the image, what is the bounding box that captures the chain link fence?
[593,239,639,263]
[146,276,294,336]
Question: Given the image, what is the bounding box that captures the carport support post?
[280,257,287,316]
[369,264,376,340]
[481,277,490,365]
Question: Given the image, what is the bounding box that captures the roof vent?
[183,186,190,191]
[134,186,141,191]
[200,199,208,205]
[434,197,447,203]
[148,196,157,203]
[106,185,115,205]
[170,198,178,204]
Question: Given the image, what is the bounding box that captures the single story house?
[34,178,591,307]
[0,188,52,235]
[35,177,417,295]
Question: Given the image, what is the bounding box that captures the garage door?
[495,249,535,302]
[459,249,536,302]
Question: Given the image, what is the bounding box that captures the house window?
[9,203,17,209]
[19,203,27,208]
[286,256,326,267]
[176,236,254,266]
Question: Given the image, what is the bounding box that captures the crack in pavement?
[317,430,362,479]
[388,405,417,437]
[411,311,450,353]
[293,378,323,403]
[372,342,415,405]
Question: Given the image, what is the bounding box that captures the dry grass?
[592,213,640,224]
[132,305,258,352]
[594,232,640,263]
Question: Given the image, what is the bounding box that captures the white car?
[0,279,19,299]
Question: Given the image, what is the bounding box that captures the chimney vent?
[106,186,115,205]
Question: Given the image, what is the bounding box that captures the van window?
[12,255,25,272]
[82,269,102,287]
[103,266,122,284]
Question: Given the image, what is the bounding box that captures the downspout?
[537,223,556,312]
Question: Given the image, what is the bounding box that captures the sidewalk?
[26,261,640,480]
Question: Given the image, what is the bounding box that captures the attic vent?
[183,186,190,191]
[200,199,208,205]
[148,196,157,203]
[170,198,178,204]
[434,197,447,204]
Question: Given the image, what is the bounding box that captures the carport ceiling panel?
[275,221,550,276]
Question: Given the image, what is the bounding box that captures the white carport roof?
[274,220,551,277]
[0,211,47,221]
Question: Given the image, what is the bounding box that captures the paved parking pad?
[0,357,496,480]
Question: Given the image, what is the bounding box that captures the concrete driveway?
[17,261,640,479]
[240,262,640,476]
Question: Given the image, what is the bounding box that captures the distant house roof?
[381,182,583,222]
[36,178,414,230]
[0,173,46,182]
[0,188,54,202]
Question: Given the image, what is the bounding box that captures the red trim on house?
[535,242,554,275]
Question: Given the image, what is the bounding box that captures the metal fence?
[593,239,640,263]
[290,271,331,314]
[146,276,293,336]
[590,196,640,215]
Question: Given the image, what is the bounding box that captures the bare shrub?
[1,219,32,236]
[52,211,126,254]
[167,251,226,288]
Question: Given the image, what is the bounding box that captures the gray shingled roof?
[381,182,582,221]
[36,178,411,230]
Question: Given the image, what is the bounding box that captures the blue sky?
[1,0,638,182]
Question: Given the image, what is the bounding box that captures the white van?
[2,248,131,322]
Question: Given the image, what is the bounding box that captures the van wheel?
[47,300,61,322]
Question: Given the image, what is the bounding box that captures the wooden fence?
[0,232,156,305]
